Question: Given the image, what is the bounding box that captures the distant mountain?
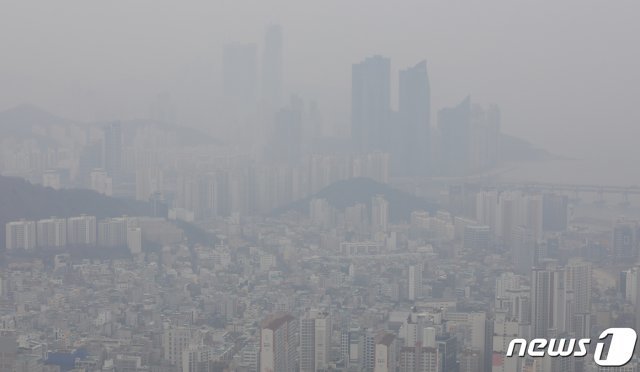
[115,118,225,147]
[0,175,152,249]
[0,103,76,143]
[274,177,438,222]
[500,133,560,162]
[0,104,224,147]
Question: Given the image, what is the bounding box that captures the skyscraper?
[398,60,431,177]
[352,55,391,153]
[299,309,331,372]
[260,313,298,372]
[530,261,570,338]
[262,24,283,114]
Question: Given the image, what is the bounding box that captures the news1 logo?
[506,328,637,367]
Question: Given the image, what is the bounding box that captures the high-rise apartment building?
[163,327,192,368]
[374,333,396,372]
[260,313,298,372]
[371,195,389,233]
[5,220,36,250]
[36,217,67,248]
[300,309,331,372]
[67,215,97,246]
[408,264,423,301]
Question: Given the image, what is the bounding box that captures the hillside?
[0,175,152,247]
[274,177,438,222]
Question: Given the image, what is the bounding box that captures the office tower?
[512,226,536,275]
[436,333,458,372]
[260,313,298,372]
[36,217,67,248]
[445,312,487,372]
[102,122,122,180]
[371,195,389,233]
[163,327,192,368]
[352,55,391,153]
[397,60,431,177]
[374,333,396,372]
[530,262,570,338]
[5,220,36,250]
[542,193,569,232]
[300,309,331,372]
[223,43,258,107]
[437,96,471,176]
[612,217,639,263]
[67,215,97,246]
[408,264,423,301]
[262,24,283,114]
[463,225,491,251]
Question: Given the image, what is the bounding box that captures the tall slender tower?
[408,265,423,301]
[352,55,391,153]
[398,60,431,177]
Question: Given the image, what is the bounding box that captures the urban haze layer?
[0,2,639,372]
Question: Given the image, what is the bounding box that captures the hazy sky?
[1,1,639,162]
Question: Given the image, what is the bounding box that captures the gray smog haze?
[1,1,639,167]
